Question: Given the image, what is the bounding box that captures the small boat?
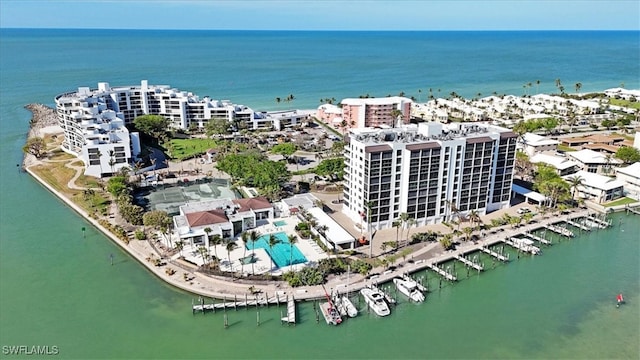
[393,277,425,302]
[337,295,358,318]
[360,286,390,317]
[319,301,342,325]
[403,274,427,292]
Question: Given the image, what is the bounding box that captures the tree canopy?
[315,158,345,178]
[22,137,46,158]
[615,146,640,164]
[133,115,169,140]
[204,117,231,137]
[216,152,291,190]
[270,143,297,160]
[143,210,172,232]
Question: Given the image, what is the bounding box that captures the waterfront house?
[172,197,273,248]
[563,170,624,204]
[615,162,640,200]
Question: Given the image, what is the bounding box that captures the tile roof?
[233,196,272,212]
[185,209,228,227]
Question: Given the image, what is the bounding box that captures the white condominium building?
[342,122,517,230]
[55,87,141,178]
[55,80,256,177]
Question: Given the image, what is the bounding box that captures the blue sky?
[1,0,638,30]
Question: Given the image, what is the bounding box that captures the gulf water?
[0,29,639,359]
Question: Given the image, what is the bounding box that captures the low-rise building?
[567,149,621,174]
[172,197,273,248]
[616,162,640,200]
[530,153,579,176]
[519,132,559,156]
[563,170,624,203]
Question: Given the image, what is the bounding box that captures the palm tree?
[468,210,482,231]
[108,149,116,174]
[440,233,453,250]
[365,201,375,258]
[404,217,416,247]
[225,241,238,275]
[197,246,209,266]
[575,82,582,95]
[566,175,584,201]
[210,234,222,263]
[462,226,474,242]
[203,227,212,248]
[392,218,402,249]
[240,232,249,275]
[267,234,281,271]
[287,234,298,267]
[248,230,260,276]
[536,80,540,94]
[175,240,184,258]
[95,149,103,176]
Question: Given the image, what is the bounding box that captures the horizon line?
[2,27,639,32]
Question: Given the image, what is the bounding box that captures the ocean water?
[0,29,639,359]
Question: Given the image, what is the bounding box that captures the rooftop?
[564,170,625,191]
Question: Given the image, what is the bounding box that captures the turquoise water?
[273,220,287,227]
[247,232,307,268]
[0,29,638,359]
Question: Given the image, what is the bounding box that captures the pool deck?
[171,215,328,275]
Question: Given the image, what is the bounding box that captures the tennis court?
[135,178,240,215]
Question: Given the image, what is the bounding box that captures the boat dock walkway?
[503,237,540,255]
[281,297,296,325]
[522,232,552,245]
[427,263,457,282]
[544,224,574,237]
[564,219,592,231]
[585,215,611,228]
[480,246,509,262]
[453,254,484,272]
[626,206,640,216]
[192,292,292,313]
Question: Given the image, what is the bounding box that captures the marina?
[427,262,458,282]
[564,219,592,232]
[544,224,575,238]
[454,254,484,272]
[503,237,541,255]
[480,246,510,262]
[521,232,552,245]
[584,214,612,228]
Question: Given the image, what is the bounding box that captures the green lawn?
[557,144,576,152]
[609,98,640,110]
[604,197,638,207]
[166,138,219,160]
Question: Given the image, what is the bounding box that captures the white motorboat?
[403,274,427,292]
[360,287,390,317]
[393,277,425,302]
[337,295,358,318]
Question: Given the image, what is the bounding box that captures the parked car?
[517,208,531,215]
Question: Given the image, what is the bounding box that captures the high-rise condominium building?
[342,122,517,231]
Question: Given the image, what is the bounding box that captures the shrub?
[135,230,147,240]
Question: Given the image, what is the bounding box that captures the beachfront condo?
[342,122,517,230]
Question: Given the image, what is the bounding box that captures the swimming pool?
[246,232,307,268]
[273,220,287,227]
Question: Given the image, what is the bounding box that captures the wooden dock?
[564,219,591,232]
[503,237,541,255]
[192,292,290,313]
[480,246,509,262]
[427,263,457,281]
[453,254,484,272]
[585,215,610,228]
[544,224,574,238]
[522,232,552,245]
[626,206,640,216]
[281,297,296,325]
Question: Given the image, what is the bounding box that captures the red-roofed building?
[173,196,274,249]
